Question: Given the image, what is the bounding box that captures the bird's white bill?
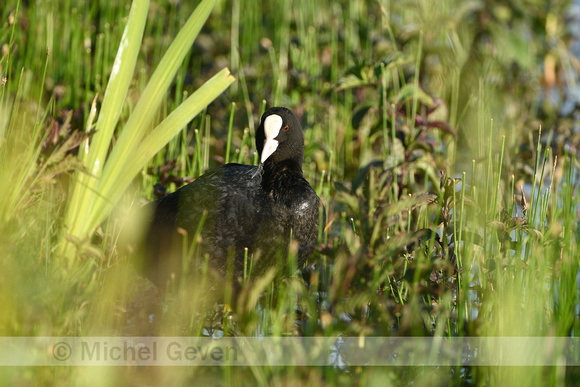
[261,114,283,163]
[261,138,279,163]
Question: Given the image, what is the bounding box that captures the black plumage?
[142,107,322,287]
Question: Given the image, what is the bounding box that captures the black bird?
[142,107,322,288]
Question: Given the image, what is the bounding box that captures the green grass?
[1,0,579,385]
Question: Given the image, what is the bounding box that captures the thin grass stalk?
[194,128,203,176]
[0,68,51,224]
[528,126,542,226]
[225,102,236,164]
[542,155,557,225]
[457,171,467,322]
[492,135,506,220]
[410,30,423,133]
[531,130,553,228]
[236,57,254,135]
[229,0,240,94]
[4,0,20,95]
[34,47,50,129]
[452,178,459,280]
[510,174,516,216]
[390,103,398,197]
[483,118,493,257]
[204,114,211,171]
[381,63,388,158]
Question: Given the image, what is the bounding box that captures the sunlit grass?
[1,0,579,385]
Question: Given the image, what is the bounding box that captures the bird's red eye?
[284,125,289,131]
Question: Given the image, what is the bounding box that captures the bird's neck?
[263,158,303,177]
[260,159,304,193]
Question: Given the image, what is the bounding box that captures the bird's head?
[256,107,305,168]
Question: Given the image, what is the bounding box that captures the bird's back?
[142,163,321,286]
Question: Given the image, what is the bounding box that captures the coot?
[143,107,322,287]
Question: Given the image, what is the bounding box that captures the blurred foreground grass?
[1,0,579,385]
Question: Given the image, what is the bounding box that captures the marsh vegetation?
[1,0,579,384]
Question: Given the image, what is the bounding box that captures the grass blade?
[87,68,234,228]
[61,0,233,258]
[63,0,149,255]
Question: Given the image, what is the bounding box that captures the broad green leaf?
[86,68,234,228]
[61,0,234,259]
[391,84,434,106]
[64,0,149,247]
[335,74,371,91]
[97,0,222,196]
